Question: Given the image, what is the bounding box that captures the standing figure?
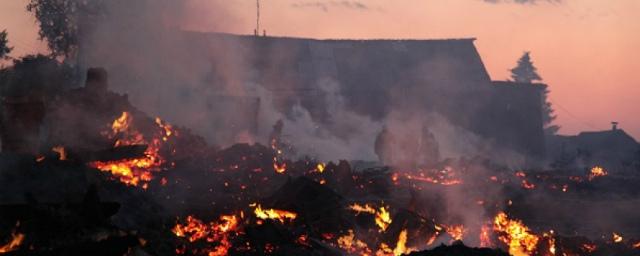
[375,125,395,166]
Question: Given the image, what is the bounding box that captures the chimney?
[85,67,109,92]
[611,121,619,131]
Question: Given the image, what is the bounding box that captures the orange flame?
[348,203,392,232]
[443,224,465,241]
[0,222,25,253]
[613,232,623,243]
[337,230,371,254]
[392,229,411,256]
[375,206,392,232]
[89,112,175,188]
[172,214,238,256]
[493,212,539,256]
[348,203,377,215]
[273,161,287,174]
[480,223,493,248]
[588,166,608,181]
[253,204,297,223]
[52,146,67,161]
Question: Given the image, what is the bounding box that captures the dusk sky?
[1,0,639,139]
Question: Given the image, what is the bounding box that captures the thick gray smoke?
[79,0,526,166]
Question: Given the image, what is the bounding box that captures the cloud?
[291,1,369,12]
[483,0,561,4]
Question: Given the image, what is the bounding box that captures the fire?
[375,206,392,232]
[588,166,608,181]
[172,214,238,256]
[404,167,462,186]
[316,163,326,173]
[544,231,556,255]
[348,203,392,232]
[0,222,25,253]
[521,179,536,189]
[392,229,410,256]
[582,243,597,253]
[337,230,371,254]
[253,204,297,223]
[273,161,287,174]
[480,223,493,248]
[493,212,539,256]
[443,224,465,241]
[613,232,623,243]
[89,112,175,188]
[349,203,376,215]
[52,146,67,160]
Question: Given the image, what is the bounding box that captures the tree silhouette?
[0,30,12,60]
[510,51,558,135]
[510,51,542,83]
[26,0,105,58]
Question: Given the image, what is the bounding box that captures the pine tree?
[0,30,12,60]
[510,51,558,135]
[510,51,542,83]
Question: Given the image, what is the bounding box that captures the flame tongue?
[0,222,25,253]
[253,204,297,223]
[493,212,539,256]
[89,111,175,188]
[348,203,392,232]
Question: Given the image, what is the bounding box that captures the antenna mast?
[256,0,260,36]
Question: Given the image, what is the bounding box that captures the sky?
[1,0,639,140]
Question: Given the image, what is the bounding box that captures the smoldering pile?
[1,70,640,256]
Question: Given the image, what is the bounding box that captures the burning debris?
[0,68,639,256]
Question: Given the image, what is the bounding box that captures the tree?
[510,51,559,135]
[510,51,542,83]
[0,29,12,60]
[26,0,105,58]
[541,88,559,135]
[0,54,74,98]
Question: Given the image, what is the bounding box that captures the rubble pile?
[1,71,640,256]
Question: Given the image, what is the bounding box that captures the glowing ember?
[544,231,556,255]
[493,212,539,256]
[253,204,297,223]
[89,112,175,188]
[0,222,25,253]
[521,179,536,190]
[582,243,597,253]
[404,167,462,186]
[52,146,67,160]
[273,161,287,174]
[613,232,623,243]
[172,214,238,256]
[348,203,376,215]
[588,166,608,181]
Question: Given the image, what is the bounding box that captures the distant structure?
[547,122,639,171]
[255,0,260,36]
[178,32,548,163]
